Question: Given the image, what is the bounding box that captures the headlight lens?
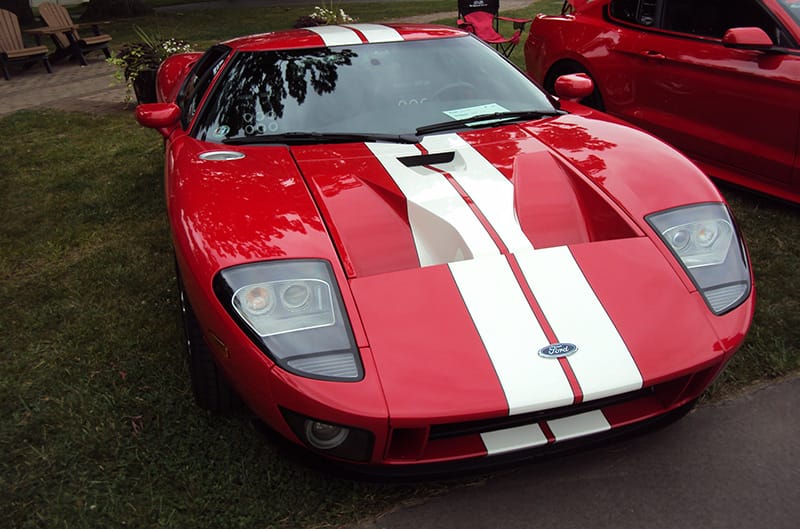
[214,260,362,381]
[647,203,751,315]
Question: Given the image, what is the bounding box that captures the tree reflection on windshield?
[198,49,357,140]
[195,37,556,142]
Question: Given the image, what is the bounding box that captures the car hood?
[292,114,722,278]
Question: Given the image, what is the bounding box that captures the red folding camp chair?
[457,0,532,57]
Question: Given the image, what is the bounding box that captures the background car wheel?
[177,273,239,412]
[545,61,605,111]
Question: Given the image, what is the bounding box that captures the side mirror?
[135,103,181,138]
[722,27,774,50]
[554,73,594,101]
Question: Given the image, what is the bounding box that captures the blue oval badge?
[538,343,579,359]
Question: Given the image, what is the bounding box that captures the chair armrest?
[75,21,111,36]
[24,25,75,45]
[496,15,533,23]
[497,15,533,30]
[24,25,76,35]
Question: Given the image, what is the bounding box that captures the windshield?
[194,36,556,143]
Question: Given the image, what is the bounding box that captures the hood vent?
[398,151,455,168]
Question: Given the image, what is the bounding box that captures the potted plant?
[108,26,193,105]
[294,1,358,28]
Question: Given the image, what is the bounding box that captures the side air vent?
[398,152,455,167]
[198,150,246,161]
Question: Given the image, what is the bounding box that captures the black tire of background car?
[544,60,605,111]
[176,268,240,412]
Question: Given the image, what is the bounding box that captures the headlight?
[647,203,751,315]
[213,260,362,381]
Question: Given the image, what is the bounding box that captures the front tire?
[177,272,238,412]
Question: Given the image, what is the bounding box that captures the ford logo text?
[538,343,579,359]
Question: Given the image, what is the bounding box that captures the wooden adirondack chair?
[0,9,52,80]
[38,2,111,66]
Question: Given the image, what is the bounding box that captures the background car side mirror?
[722,27,774,50]
[135,103,181,138]
[554,73,594,101]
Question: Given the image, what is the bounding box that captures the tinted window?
[177,46,230,128]
[662,0,781,39]
[194,36,555,143]
[609,0,658,26]
[779,0,800,27]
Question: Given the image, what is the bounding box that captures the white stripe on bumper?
[481,423,548,455]
[480,410,610,455]
[548,410,611,441]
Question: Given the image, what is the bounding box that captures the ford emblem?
[538,343,579,359]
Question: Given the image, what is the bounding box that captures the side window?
[661,0,792,43]
[609,0,658,26]
[609,0,639,23]
[662,0,729,37]
[176,46,230,128]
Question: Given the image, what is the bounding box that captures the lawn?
[1,1,799,529]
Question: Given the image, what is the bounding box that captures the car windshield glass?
[194,36,556,143]
[778,0,800,27]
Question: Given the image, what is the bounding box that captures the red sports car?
[525,0,800,204]
[136,24,754,472]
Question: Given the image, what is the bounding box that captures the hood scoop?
[513,151,638,248]
[398,151,455,167]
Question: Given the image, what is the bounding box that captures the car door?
[625,0,800,190]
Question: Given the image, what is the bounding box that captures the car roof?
[222,23,469,52]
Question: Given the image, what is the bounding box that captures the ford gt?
[135,24,754,472]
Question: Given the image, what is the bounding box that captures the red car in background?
[525,0,800,203]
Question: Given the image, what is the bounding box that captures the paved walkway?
[0,0,535,117]
[359,376,800,529]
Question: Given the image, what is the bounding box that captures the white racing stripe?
[306,26,363,46]
[481,424,548,455]
[515,246,644,401]
[548,410,610,441]
[370,136,641,411]
[450,255,575,415]
[480,410,610,455]
[345,24,402,43]
[367,143,499,266]
[422,134,534,254]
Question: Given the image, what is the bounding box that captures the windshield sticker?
[213,125,230,138]
[443,103,509,121]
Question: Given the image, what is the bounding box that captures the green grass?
[0,110,445,529]
[2,1,799,528]
[102,1,461,50]
[707,185,800,396]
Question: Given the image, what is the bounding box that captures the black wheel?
[544,61,605,111]
[177,271,238,412]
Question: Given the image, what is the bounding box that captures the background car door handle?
[640,50,666,60]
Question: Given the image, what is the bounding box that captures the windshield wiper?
[415,110,565,136]
[223,131,419,145]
